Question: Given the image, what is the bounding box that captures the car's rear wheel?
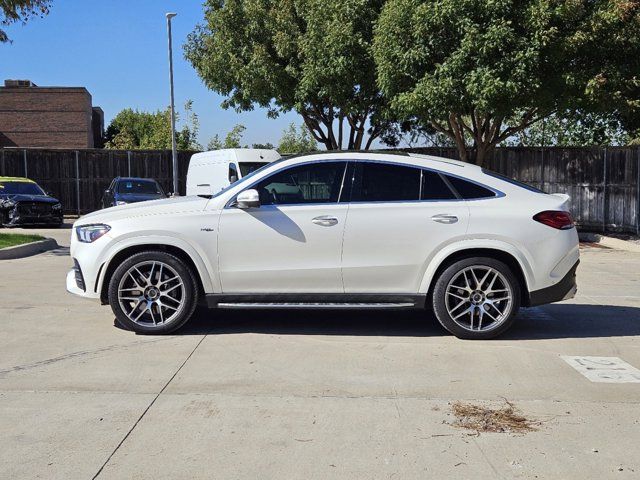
[432,257,520,340]
[108,251,198,334]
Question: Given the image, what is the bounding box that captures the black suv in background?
[0,177,63,227]
[101,177,166,209]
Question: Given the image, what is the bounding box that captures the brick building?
[0,79,103,148]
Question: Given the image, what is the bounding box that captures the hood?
[77,195,210,225]
[116,192,166,203]
[0,194,59,204]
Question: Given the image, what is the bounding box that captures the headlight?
[116,201,127,206]
[52,203,62,210]
[76,224,111,243]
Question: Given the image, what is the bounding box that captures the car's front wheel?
[108,251,198,334]
[432,257,521,340]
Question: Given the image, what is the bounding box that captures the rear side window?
[352,162,420,202]
[445,175,496,199]
[421,170,457,200]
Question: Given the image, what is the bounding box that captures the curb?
[0,238,59,260]
[579,233,640,253]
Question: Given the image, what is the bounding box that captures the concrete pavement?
[1,241,639,478]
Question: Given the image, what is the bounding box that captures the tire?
[108,250,199,334]
[432,257,521,340]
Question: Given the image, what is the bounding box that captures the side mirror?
[104,189,110,194]
[235,189,260,209]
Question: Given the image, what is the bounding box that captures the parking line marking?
[561,356,640,383]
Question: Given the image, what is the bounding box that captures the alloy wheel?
[444,265,513,332]
[117,260,186,327]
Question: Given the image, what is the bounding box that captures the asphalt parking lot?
[1,225,639,479]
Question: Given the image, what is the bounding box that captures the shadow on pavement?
[140,302,640,340]
[504,304,640,340]
[142,308,446,338]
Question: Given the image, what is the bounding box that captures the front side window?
[254,162,347,206]
[351,162,421,202]
[228,163,239,184]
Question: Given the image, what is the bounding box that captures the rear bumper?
[528,260,579,306]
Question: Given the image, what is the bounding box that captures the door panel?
[341,202,469,292]
[218,205,347,292]
[341,162,469,293]
[217,161,349,293]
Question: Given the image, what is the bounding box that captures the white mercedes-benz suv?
[67,152,579,339]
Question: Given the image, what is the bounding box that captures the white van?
[186,148,281,196]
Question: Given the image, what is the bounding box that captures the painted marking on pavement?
[561,356,640,383]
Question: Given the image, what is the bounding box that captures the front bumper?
[66,266,100,300]
[528,260,579,306]
[2,208,63,226]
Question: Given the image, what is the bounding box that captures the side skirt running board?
[206,293,427,310]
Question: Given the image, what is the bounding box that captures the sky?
[0,0,301,148]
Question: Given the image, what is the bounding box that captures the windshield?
[0,181,46,196]
[208,159,286,199]
[239,162,270,177]
[117,180,163,195]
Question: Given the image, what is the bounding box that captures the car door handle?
[431,214,458,224]
[312,215,339,226]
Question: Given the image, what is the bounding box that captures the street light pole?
[166,12,178,196]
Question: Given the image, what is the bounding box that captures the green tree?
[567,2,640,141]
[505,111,629,147]
[1,0,50,43]
[252,142,275,149]
[105,101,201,150]
[185,0,397,150]
[206,124,247,150]
[373,0,633,165]
[277,123,317,154]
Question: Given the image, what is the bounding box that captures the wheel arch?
[421,246,533,307]
[98,241,214,304]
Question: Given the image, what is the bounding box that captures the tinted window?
[255,162,346,205]
[445,175,496,199]
[117,180,162,195]
[421,170,457,200]
[481,169,543,193]
[352,162,420,202]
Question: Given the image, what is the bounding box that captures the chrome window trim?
[224,157,504,209]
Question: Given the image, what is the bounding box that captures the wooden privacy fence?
[0,149,194,215]
[0,146,639,234]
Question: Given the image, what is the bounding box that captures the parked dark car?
[101,177,167,209]
[0,177,64,227]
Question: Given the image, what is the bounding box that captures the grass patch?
[0,233,45,249]
[449,400,539,434]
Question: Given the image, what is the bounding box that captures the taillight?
[533,210,574,230]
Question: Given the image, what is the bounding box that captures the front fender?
[95,234,219,296]
[418,237,535,294]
